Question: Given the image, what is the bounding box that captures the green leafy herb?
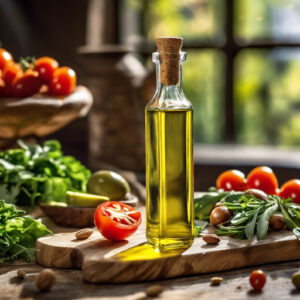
[256,199,278,240]
[194,220,208,237]
[194,191,229,220]
[293,228,300,240]
[197,190,300,241]
[0,140,90,206]
[0,200,51,263]
[245,208,260,239]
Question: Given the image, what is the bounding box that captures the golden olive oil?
[145,108,194,249]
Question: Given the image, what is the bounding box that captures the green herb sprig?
[194,190,300,240]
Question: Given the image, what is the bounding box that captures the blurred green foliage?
[145,0,223,39]
[184,51,224,143]
[236,0,300,41]
[235,50,300,146]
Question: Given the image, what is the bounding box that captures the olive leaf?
[256,201,278,240]
[245,208,260,240]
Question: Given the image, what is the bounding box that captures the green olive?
[87,170,130,201]
[292,271,300,289]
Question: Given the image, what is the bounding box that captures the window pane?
[184,50,224,143]
[236,0,300,42]
[146,0,224,40]
[235,48,300,146]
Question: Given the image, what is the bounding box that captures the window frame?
[141,0,300,142]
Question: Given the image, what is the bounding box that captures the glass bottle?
[145,37,194,249]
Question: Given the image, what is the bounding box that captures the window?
[138,0,300,146]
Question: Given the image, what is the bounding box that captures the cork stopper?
[156,37,183,86]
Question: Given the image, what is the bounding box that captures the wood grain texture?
[2,260,300,299]
[35,207,300,284]
[0,86,93,139]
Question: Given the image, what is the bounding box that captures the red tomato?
[94,201,141,241]
[12,69,42,98]
[49,67,76,96]
[2,62,22,84]
[35,56,59,83]
[279,179,300,204]
[246,166,278,195]
[216,170,246,191]
[249,270,266,291]
[0,48,13,70]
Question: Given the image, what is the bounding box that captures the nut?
[211,277,223,286]
[245,189,268,201]
[146,285,163,297]
[269,214,285,231]
[202,234,220,245]
[17,269,26,279]
[35,269,56,292]
[292,271,300,289]
[210,206,231,226]
[75,228,94,240]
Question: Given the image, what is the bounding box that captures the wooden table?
[1,259,300,299]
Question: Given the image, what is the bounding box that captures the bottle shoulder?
[146,89,193,111]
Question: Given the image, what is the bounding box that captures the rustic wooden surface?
[35,207,300,284]
[1,258,300,299]
[0,86,93,139]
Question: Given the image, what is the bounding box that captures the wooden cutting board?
[35,207,300,284]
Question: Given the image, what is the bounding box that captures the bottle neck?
[155,61,183,93]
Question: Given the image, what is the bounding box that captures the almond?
[75,228,94,240]
[202,234,220,245]
[211,276,223,286]
[146,285,163,297]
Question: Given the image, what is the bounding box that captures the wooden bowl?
[39,193,139,228]
[0,86,93,139]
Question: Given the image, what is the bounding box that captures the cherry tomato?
[216,170,246,191]
[12,69,42,98]
[94,201,141,241]
[246,166,278,195]
[249,270,266,291]
[279,179,300,204]
[2,62,22,85]
[1,62,22,97]
[35,56,59,83]
[0,48,13,70]
[49,67,76,96]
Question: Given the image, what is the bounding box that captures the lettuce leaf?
[0,140,90,206]
[0,200,51,263]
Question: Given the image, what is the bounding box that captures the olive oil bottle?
[145,37,194,249]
